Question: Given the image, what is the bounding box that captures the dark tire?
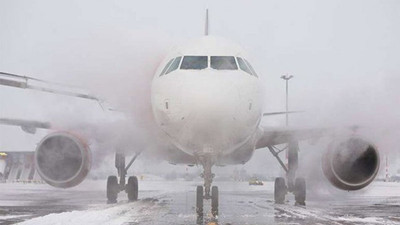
[274,177,287,204]
[127,176,138,201]
[107,176,119,203]
[211,186,219,217]
[294,177,306,206]
[196,185,204,218]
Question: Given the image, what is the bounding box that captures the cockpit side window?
[165,56,182,74]
[210,56,238,70]
[160,58,174,76]
[237,57,252,75]
[244,59,258,77]
[180,56,208,70]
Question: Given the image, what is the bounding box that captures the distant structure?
[233,167,248,181]
[280,74,294,126]
[385,155,389,182]
[0,152,42,183]
[205,9,209,36]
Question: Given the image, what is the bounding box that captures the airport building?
[0,152,42,183]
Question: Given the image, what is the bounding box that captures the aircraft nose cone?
[184,81,239,120]
[177,79,247,154]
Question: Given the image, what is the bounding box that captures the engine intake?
[322,137,379,191]
[35,132,91,188]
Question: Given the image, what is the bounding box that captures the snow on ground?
[18,199,165,225]
[1,179,400,224]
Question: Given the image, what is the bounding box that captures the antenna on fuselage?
[205,9,209,36]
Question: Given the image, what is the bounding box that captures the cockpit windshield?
[165,56,182,74]
[236,57,258,77]
[180,56,208,70]
[237,57,252,75]
[244,59,258,77]
[160,58,174,76]
[160,55,257,77]
[210,56,238,70]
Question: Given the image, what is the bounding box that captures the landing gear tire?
[126,176,138,201]
[107,176,119,204]
[274,177,287,204]
[196,185,204,221]
[294,177,306,206]
[211,186,219,217]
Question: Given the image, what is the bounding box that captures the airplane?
[0,10,380,219]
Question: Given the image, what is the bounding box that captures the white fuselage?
[151,36,262,158]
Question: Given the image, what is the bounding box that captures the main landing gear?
[196,159,219,223]
[268,141,306,206]
[107,151,141,203]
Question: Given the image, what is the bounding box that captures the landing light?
[0,152,7,156]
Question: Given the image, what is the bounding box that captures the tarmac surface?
[0,179,400,224]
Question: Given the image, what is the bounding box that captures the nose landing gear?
[196,159,219,223]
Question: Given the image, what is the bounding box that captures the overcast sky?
[1,0,400,176]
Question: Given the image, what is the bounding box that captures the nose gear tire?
[196,185,204,218]
[211,186,219,217]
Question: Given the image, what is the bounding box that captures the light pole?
[281,74,293,126]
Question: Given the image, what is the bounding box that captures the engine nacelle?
[35,132,91,188]
[322,137,379,191]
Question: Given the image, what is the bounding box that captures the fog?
[1,0,400,187]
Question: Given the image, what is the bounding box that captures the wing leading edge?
[255,126,331,149]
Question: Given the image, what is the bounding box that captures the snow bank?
[18,199,164,225]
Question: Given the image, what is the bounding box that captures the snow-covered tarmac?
[1,179,400,224]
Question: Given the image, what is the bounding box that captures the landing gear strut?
[196,158,219,221]
[201,160,214,199]
[268,141,306,206]
[106,151,141,203]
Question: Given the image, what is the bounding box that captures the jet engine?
[35,132,91,188]
[322,137,379,191]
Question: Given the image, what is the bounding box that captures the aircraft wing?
[255,126,333,149]
[0,72,100,102]
[0,71,155,148]
[0,118,52,134]
[0,71,105,134]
